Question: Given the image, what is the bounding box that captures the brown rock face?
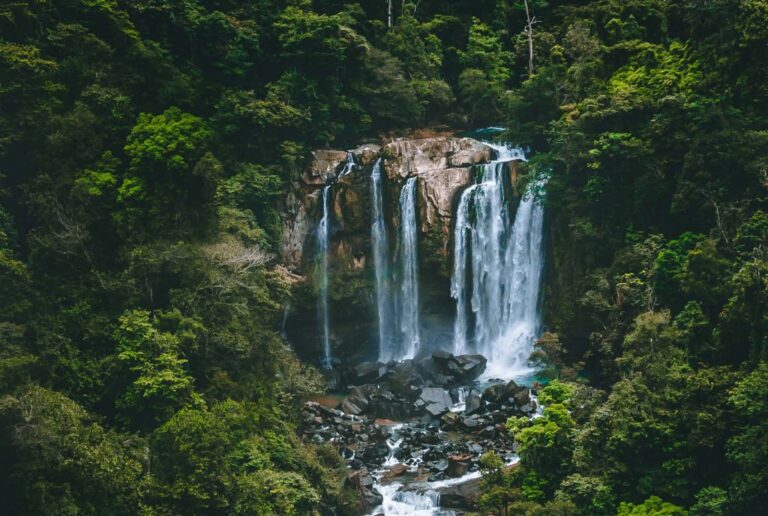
[305,149,348,186]
[280,136,507,362]
[282,137,491,271]
[379,138,491,271]
[381,137,491,180]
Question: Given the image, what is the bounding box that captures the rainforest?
[1,1,767,515]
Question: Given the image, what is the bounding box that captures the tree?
[0,387,145,515]
[113,310,203,430]
[120,107,216,236]
[508,403,575,498]
[616,496,687,516]
[726,362,768,511]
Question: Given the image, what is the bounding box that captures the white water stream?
[451,143,546,380]
[397,177,420,359]
[317,185,333,368]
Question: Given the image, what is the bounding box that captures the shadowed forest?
[1,1,767,514]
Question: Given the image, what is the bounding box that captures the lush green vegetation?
[1,0,767,514]
[482,1,768,514]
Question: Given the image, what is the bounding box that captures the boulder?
[431,350,453,366]
[382,463,408,481]
[461,416,482,430]
[446,454,472,478]
[482,380,521,404]
[353,362,384,384]
[514,388,531,408]
[419,387,453,416]
[465,389,483,414]
[436,473,483,509]
[351,144,381,167]
[427,353,487,385]
[453,354,487,380]
[426,402,449,417]
[346,469,383,513]
[342,387,369,415]
[441,412,461,430]
[387,360,423,396]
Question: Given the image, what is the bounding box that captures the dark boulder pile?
[300,352,538,497]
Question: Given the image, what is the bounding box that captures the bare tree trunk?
[524,0,534,77]
[388,0,393,28]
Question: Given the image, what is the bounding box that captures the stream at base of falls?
[368,411,522,516]
[303,368,542,516]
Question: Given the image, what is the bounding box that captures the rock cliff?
[280,137,491,271]
[279,136,523,365]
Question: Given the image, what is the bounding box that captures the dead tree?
[523,0,538,77]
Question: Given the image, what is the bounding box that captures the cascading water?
[397,177,420,359]
[372,159,395,362]
[317,185,333,368]
[340,151,357,176]
[451,143,546,379]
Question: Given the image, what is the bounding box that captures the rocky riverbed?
[299,351,538,514]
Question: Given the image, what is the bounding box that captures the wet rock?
[363,442,390,462]
[441,412,461,430]
[346,469,383,513]
[461,416,482,430]
[433,458,449,472]
[467,442,483,454]
[323,369,343,391]
[465,388,483,414]
[453,354,487,380]
[514,389,531,408]
[432,373,453,386]
[369,424,390,441]
[383,463,408,481]
[436,473,485,509]
[369,394,411,421]
[353,362,385,384]
[419,387,453,406]
[482,380,521,404]
[447,454,472,477]
[420,414,440,428]
[431,350,453,366]
[480,426,497,438]
[387,360,423,395]
[342,386,369,415]
[419,387,453,416]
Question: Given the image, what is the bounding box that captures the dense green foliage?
[477,2,768,514]
[1,0,767,514]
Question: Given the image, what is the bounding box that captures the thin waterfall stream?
[317,184,333,368]
[397,177,420,359]
[372,159,395,362]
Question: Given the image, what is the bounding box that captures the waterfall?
[340,151,357,176]
[398,177,420,359]
[451,144,545,379]
[317,185,333,368]
[372,159,395,362]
